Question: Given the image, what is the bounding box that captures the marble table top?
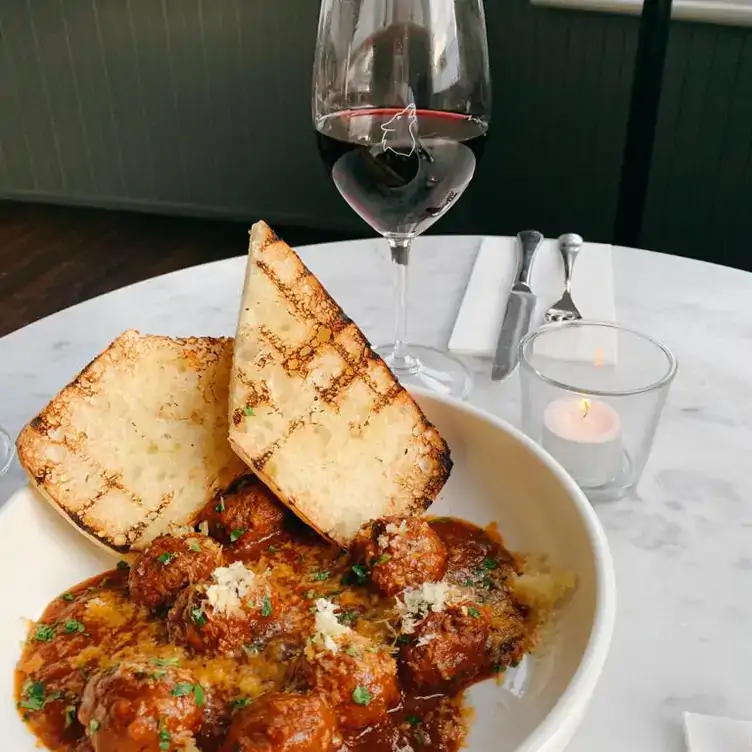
[1,234,750,750]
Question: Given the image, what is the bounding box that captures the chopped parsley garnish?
[34,624,55,642]
[171,682,194,697]
[396,634,411,646]
[406,715,422,726]
[351,564,369,584]
[215,497,226,513]
[60,592,75,602]
[187,540,201,553]
[352,686,372,706]
[464,578,475,587]
[310,571,329,581]
[63,619,85,634]
[150,670,167,680]
[337,610,358,626]
[231,696,251,711]
[64,705,77,727]
[89,719,100,733]
[157,552,175,566]
[19,680,46,712]
[468,607,481,618]
[229,528,247,543]
[190,607,207,627]
[261,595,273,617]
[481,557,498,571]
[116,560,130,570]
[344,645,360,657]
[170,681,204,706]
[375,553,391,565]
[193,683,205,706]
[150,656,180,667]
[267,544,279,553]
[158,725,171,750]
[243,406,255,416]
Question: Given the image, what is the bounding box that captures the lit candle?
[541,397,622,487]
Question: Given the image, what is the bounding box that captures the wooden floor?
[0,202,360,337]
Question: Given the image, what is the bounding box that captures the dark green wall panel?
[642,23,752,269]
[0,0,751,268]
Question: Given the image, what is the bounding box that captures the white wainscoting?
[531,0,752,27]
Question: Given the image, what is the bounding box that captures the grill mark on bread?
[125,491,176,543]
[255,259,352,336]
[75,470,143,519]
[253,417,307,470]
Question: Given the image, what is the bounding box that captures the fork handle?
[558,233,583,293]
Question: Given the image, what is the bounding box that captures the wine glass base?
[374,344,473,400]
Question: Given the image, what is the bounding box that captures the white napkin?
[448,236,617,361]
[684,712,752,751]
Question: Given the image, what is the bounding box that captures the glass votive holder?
[519,321,677,502]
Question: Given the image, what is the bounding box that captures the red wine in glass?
[316,108,487,238]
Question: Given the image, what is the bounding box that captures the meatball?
[220,692,337,752]
[167,562,278,654]
[351,516,447,597]
[199,476,287,550]
[129,532,223,611]
[78,660,202,752]
[299,633,399,730]
[400,604,493,693]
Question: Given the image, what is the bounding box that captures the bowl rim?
[411,388,616,752]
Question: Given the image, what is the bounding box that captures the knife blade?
[491,230,544,381]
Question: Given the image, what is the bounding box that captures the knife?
[491,230,544,381]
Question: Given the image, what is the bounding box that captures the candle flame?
[593,347,605,368]
[580,398,591,418]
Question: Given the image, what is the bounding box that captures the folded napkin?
[448,236,616,361]
[684,711,752,751]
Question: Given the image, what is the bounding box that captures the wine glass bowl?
[313,0,492,398]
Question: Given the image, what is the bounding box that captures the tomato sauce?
[15,518,539,751]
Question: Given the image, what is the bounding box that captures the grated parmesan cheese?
[312,598,352,653]
[206,561,260,615]
[395,581,462,634]
[378,519,408,549]
[197,521,210,536]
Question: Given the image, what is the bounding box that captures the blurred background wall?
[1,0,751,269]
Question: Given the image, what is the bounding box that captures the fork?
[544,233,583,323]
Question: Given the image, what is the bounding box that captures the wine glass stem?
[387,238,418,373]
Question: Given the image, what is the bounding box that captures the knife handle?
[516,230,544,288]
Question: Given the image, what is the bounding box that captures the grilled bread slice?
[228,221,452,547]
[16,331,247,554]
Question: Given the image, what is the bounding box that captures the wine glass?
[313,0,491,398]
[0,426,13,477]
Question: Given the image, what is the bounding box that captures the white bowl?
[0,391,615,751]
